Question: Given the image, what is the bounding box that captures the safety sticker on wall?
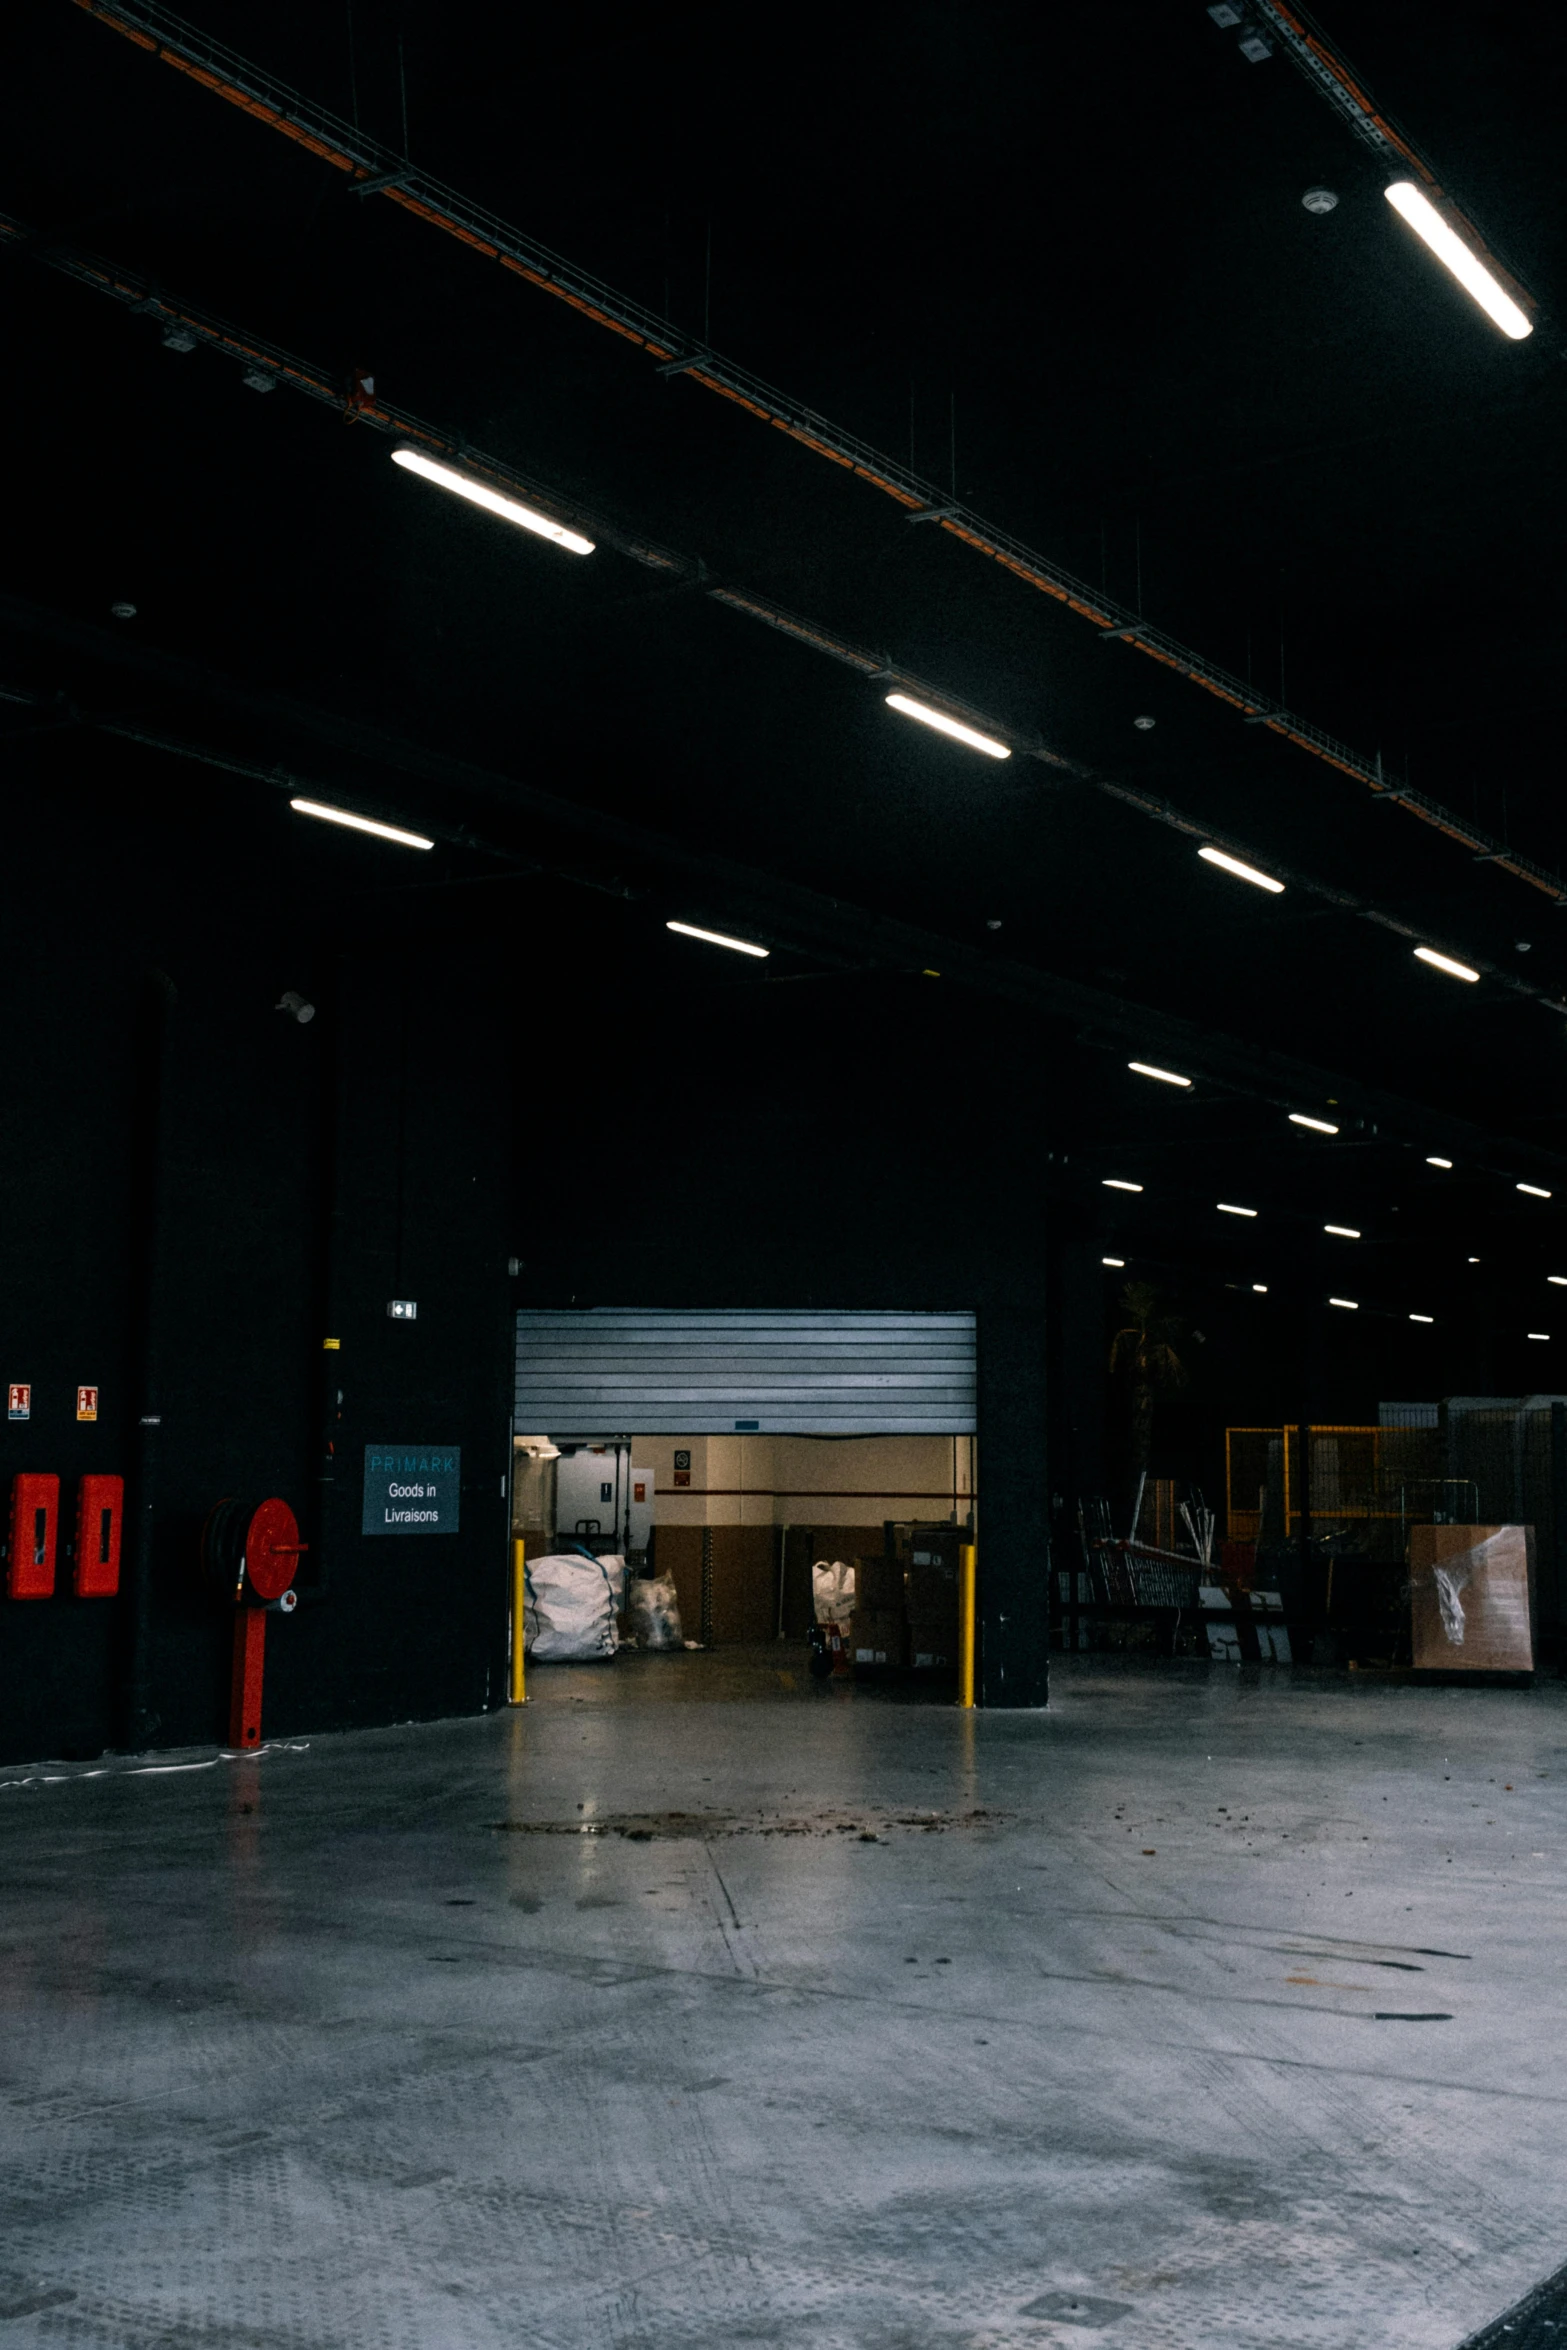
[7,1384,29,1422]
[76,1387,99,1423]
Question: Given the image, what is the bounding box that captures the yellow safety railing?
[957,1542,976,1709]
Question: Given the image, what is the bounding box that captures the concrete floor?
[2,1652,1565,2350]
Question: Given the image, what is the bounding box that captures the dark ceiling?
[6,0,1567,1378]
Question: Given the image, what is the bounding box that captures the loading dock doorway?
[512,1309,977,1674]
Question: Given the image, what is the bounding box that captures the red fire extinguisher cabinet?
[73,1474,124,1598]
[6,1473,60,1600]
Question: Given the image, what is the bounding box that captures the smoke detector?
[1302,188,1339,215]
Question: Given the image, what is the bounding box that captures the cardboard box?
[907,1617,956,1671]
[1410,1523,1534,1672]
[907,1561,958,1619]
[855,1556,906,1613]
[850,1607,906,1667]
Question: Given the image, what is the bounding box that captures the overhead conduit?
[66,0,1566,909]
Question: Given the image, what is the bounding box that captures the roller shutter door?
[514,1308,976,1436]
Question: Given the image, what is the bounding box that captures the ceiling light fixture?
[1384,182,1534,341]
[1548,1277,1567,1288]
[1103,1256,1126,1268]
[665,920,769,959]
[1409,1313,1435,1324]
[1328,1297,1359,1311]
[1529,1332,1552,1342]
[1290,1112,1339,1135]
[289,797,433,850]
[1518,1182,1553,1200]
[1324,1224,1361,1239]
[883,692,1011,759]
[1413,946,1480,983]
[1128,1061,1191,1088]
[1217,1202,1257,1218]
[1103,1179,1144,1193]
[1198,845,1285,894]
[390,446,595,554]
[1426,1156,1454,1170]
[1252,1283,1268,1294]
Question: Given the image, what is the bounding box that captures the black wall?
[1,743,1061,1762]
[0,750,513,1764]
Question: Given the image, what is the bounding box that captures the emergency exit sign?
[361,1445,462,1536]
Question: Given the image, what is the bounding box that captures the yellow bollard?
[509,1536,527,1706]
[957,1542,976,1709]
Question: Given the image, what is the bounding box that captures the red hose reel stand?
[202,1496,307,1749]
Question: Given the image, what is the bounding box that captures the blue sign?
[362,1445,462,1536]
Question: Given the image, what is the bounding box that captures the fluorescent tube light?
[1328,1297,1358,1311]
[289,798,433,849]
[1414,946,1480,983]
[1128,1061,1191,1088]
[391,446,594,554]
[1252,1284,1268,1294]
[1103,1179,1143,1193]
[1468,1257,1481,1264]
[1216,1202,1257,1218]
[1290,1113,1339,1135]
[1518,1182,1552,1199]
[1426,1156,1454,1169]
[1324,1224,1361,1239]
[1409,1313,1434,1324]
[1548,1277,1567,1288]
[1384,182,1533,341]
[665,920,769,958]
[884,693,1010,759]
[1102,1256,1125,1268]
[1529,1332,1551,1342]
[1198,845,1284,894]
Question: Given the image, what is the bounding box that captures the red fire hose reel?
[201,1496,307,1749]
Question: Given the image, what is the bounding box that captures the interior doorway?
[511,1309,977,1685]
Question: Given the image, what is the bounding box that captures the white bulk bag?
[524,1552,619,1662]
[812,1559,856,1624]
